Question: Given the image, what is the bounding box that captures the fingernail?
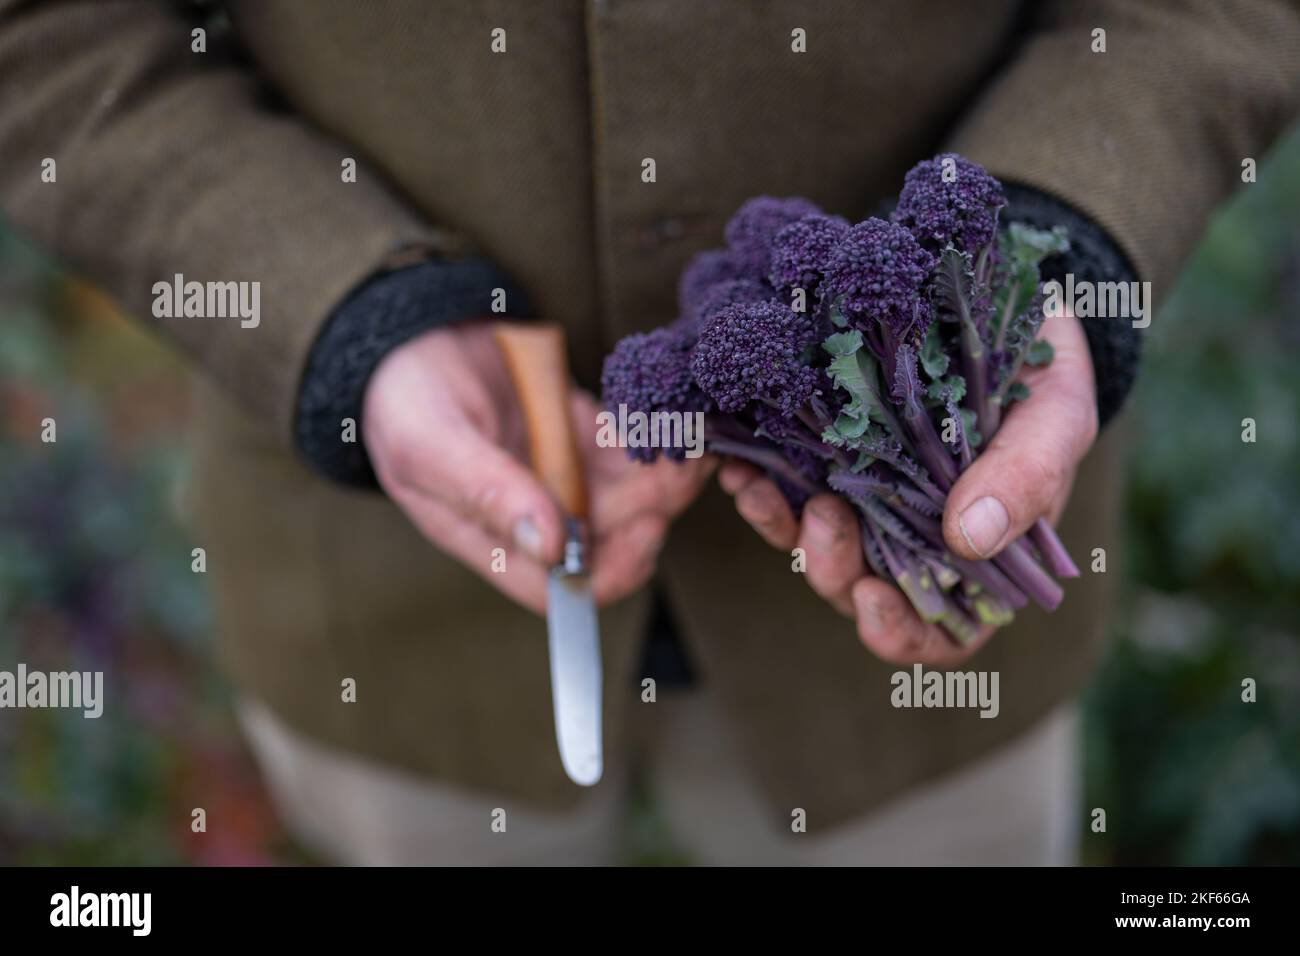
[513,517,545,561]
[958,496,1010,557]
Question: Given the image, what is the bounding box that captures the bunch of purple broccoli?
[601,153,1078,644]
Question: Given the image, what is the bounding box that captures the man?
[1,0,1296,864]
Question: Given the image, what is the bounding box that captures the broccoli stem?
[936,594,984,645]
[896,462,947,509]
[959,304,994,445]
[922,554,962,590]
[992,274,1018,356]
[833,465,1055,611]
[959,588,1014,631]
[789,405,854,470]
[894,481,941,517]
[1029,517,1080,578]
[952,400,975,469]
[985,272,1024,440]
[990,538,1064,611]
[859,517,891,579]
[902,403,958,489]
[776,417,839,460]
[879,491,1034,612]
[866,520,947,623]
[945,552,1029,610]
[859,498,991,646]
[705,436,821,496]
[937,244,996,445]
[961,330,987,442]
[985,397,1004,440]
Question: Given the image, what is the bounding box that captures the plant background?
[1,128,1298,866]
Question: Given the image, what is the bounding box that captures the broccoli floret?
[600,323,710,461]
[768,213,849,295]
[689,277,772,326]
[824,218,936,340]
[892,152,1006,255]
[678,249,749,317]
[691,300,820,416]
[724,196,823,279]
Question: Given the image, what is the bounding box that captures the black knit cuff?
[1001,183,1143,428]
[294,257,532,488]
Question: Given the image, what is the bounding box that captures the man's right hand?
[362,323,712,614]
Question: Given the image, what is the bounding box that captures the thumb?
[943,311,1098,561]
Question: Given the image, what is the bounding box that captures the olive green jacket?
[2,0,1297,828]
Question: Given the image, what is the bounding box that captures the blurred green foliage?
[0,234,294,864]
[1083,125,1300,865]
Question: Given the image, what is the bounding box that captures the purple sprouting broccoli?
[753,402,831,508]
[768,213,850,296]
[689,277,771,327]
[824,217,936,343]
[678,249,750,317]
[600,323,710,462]
[724,196,823,279]
[770,441,829,511]
[892,152,1006,255]
[602,154,1080,645]
[691,299,821,417]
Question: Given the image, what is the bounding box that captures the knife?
[492,322,603,786]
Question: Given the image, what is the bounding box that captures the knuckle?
[1022,452,1066,501]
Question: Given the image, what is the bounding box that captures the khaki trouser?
[239,692,1080,866]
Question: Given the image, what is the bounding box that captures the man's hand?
[363,323,713,614]
[719,309,1098,663]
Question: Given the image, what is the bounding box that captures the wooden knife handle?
[492,322,589,519]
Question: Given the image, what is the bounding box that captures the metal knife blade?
[490,322,603,787]
[546,565,602,786]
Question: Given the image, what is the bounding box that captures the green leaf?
[822,328,863,358]
[823,416,876,449]
[993,223,1071,339]
[1004,381,1031,404]
[828,297,849,329]
[959,407,982,448]
[933,247,976,332]
[1007,222,1070,262]
[926,374,967,405]
[1025,338,1055,367]
[823,330,891,428]
[920,322,950,379]
[831,410,871,440]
